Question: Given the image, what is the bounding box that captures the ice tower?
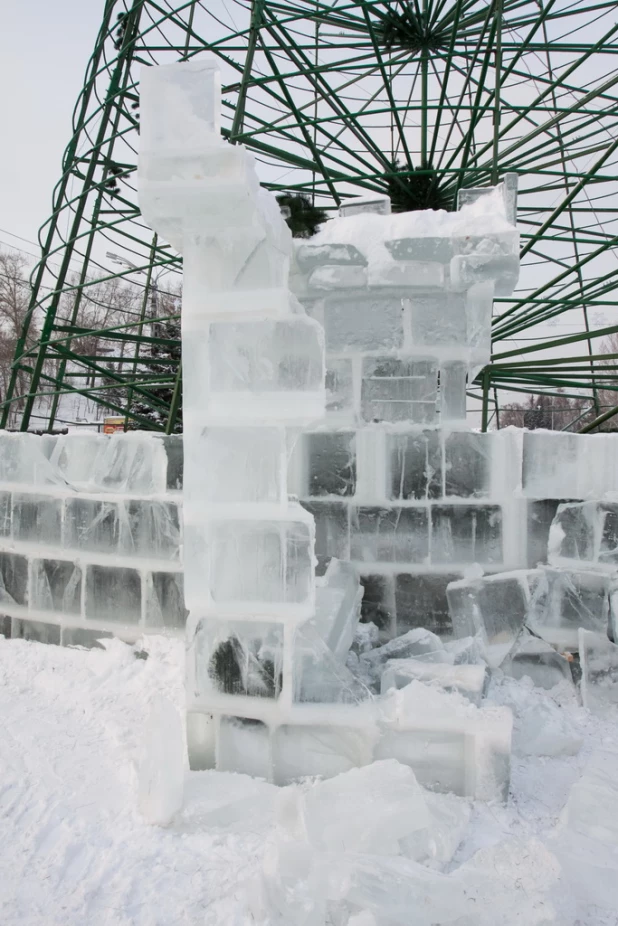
[138,59,515,796]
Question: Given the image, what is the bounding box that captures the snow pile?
[2,633,618,925]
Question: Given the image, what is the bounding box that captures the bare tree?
[0,249,36,424]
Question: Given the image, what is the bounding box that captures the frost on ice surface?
[138,694,185,826]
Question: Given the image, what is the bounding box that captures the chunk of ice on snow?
[579,628,618,716]
[138,695,184,825]
[501,631,573,690]
[399,789,471,870]
[380,659,486,705]
[526,566,610,650]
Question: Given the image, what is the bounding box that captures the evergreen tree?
[276,192,328,238]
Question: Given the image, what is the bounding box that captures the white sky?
[0,0,103,254]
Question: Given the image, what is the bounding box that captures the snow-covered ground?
[1,633,617,926]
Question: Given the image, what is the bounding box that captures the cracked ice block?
[123,500,181,561]
[322,293,404,352]
[351,506,429,564]
[49,434,107,489]
[85,565,142,624]
[64,498,120,554]
[527,567,610,650]
[218,717,271,778]
[444,431,492,498]
[145,572,186,629]
[325,359,354,415]
[12,493,62,546]
[185,426,286,505]
[185,315,324,423]
[272,723,375,784]
[381,660,486,705]
[501,632,573,690]
[293,621,368,704]
[431,505,502,565]
[522,432,580,498]
[300,500,349,576]
[447,572,531,667]
[395,573,460,637]
[388,431,442,501]
[0,552,28,605]
[92,434,167,494]
[580,628,618,716]
[31,559,82,614]
[0,491,11,537]
[0,433,59,486]
[440,362,467,421]
[360,574,396,634]
[364,628,448,673]
[408,292,467,347]
[198,514,314,611]
[303,431,356,497]
[547,501,596,564]
[361,357,437,424]
[296,242,367,270]
[191,618,283,700]
[527,499,572,567]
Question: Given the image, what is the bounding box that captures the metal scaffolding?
[3,0,618,433]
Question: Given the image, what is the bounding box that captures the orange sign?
[103,416,126,434]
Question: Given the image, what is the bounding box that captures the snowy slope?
[1,634,617,926]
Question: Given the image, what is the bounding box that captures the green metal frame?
[4,0,618,432]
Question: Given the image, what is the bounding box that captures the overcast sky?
[0,0,103,256]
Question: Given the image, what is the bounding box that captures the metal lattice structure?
[4,0,618,433]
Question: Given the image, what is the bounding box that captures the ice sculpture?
[138,58,515,796]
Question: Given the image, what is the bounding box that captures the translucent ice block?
[64,498,120,554]
[579,628,618,716]
[49,433,108,489]
[185,512,314,613]
[451,230,520,296]
[184,426,287,505]
[272,722,375,785]
[84,564,142,624]
[549,501,618,567]
[322,292,405,352]
[408,292,467,347]
[295,242,367,271]
[324,359,354,415]
[138,695,184,826]
[400,790,471,870]
[439,362,467,421]
[369,259,445,289]
[139,59,221,152]
[183,315,325,424]
[92,433,168,494]
[300,499,349,576]
[350,506,429,564]
[218,716,271,777]
[0,552,28,606]
[145,572,186,630]
[447,571,532,667]
[190,617,284,701]
[522,432,580,498]
[381,659,486,705]
[292,622,368,704]
[30,559,82,615]
[388,430,442,501]
[364,627,448,670]
[526,566,610,650]
[307,264,367,290]
[394,572,460,637]
[122,500,181,561]
[443,431,492,498]
[431,505,503,565]
[361,357,437,424]
[12,493,62,546]
[312,558,363,659]
[301,431,356,498]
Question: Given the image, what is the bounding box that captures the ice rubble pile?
[137,58,517,795]
[0,429,184,646]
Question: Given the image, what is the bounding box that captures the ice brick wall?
[0,431,184,646]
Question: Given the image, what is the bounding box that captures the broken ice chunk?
[363,628,449,680]
[191,618,283,701]
[301,760,431,856]
[388,430,442,502]
[322,293,404,352]
[300,499,349,577]
[381,659,486,705]
[218,716,271,778]
[451,230,520,296]
[272,722,376,785]
[30,559,82,615]
[350,506,429,564]
[579,628,618,716]
[526,566,610,650]
[185,426,287,504]
[447,571,532,668]
[312,558,363,660]
[361,357,437,424]
[399,790,471,870]
[293,622,368,704]
[138,695,184,826]
[501,632,573,690]
[431,505,503,565]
